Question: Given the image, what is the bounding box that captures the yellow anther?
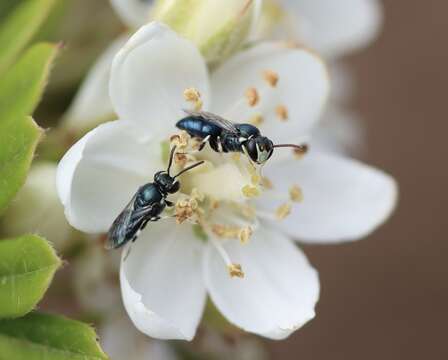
[261,176,273,189]
[184,88,203,110]
[249,114,264,126]
[263,69,279,87]
[175,198,199,224]
[170,131,190,149]
[245,87,259,107]
[238,227,253,244]
[212,224,240,238]
[289,185,304,203]
[174,153,188,166]
[242,185,261,198]
[228,263,245,278]
[276,105,289,121]
[276,203,292,220]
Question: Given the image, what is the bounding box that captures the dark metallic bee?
[106,146,204,250]
[176,110,308,165]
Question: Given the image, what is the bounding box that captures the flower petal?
[204,225,319,340]
[62,35,128,131]
[56,120,163,233]
[120,222,206,340]
[258,151,398,243]
[110,0,153,29]
[285,0,383,58]
[110,22,210,140]
[210,42,329,144]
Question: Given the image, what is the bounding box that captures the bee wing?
[106,193,139,250]
[183,110,239,134]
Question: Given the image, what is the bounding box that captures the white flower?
[62,0,260,131]
[57,22,397,341]
[257,0,383,59]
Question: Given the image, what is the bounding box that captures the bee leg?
[217,137,224,153]
[150,216,161,221]
[198,135,210,151]
[165,200,174,207]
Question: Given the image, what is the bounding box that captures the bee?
[176,110,308,165]
[106,146,204,250]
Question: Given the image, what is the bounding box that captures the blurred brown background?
[271,1,448,359]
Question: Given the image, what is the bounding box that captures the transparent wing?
[183,109,239,133]
[106,192,138,249]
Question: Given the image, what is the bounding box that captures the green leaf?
[0,312,109,359]
[0,235,61,319]
[0,43,58,214]
[0,0,57,75]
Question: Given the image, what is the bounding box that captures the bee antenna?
[174,161,205,179]
[167,145,177,176]
[273,143,309,154]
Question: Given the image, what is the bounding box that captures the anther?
[261,176,273,189]
[293,144,309,159]
[276,105,289,121]
[238,227,253,244]
[228,263,245,278]
[276,203,292,220]
[242,185,261,198]
[245,87,260,107]
[263,70,279,87]
[184,88,203,111]
[289,185,303,203]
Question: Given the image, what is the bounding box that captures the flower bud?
[151,0,260,66]
[1,163,73,251]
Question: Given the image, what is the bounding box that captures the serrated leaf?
[0,235,61,319]
[0,43,58,214]
[0,312,109,359]
[0,0,56,75]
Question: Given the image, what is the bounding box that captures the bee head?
[245,136,274,164]
[154,171,180,194]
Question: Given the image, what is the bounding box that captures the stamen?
[289,185,304,203]
[209,236,245,279]
[191,188,205,202]
[263,69,279,87]
[174,153,188,166]
[245,87,260,107]
[212,224,240,238]
[170,131,190,149]
[249,114,264,126]
[228,264,245,278]
[238,226,253,244]
[184,87,203,111]
[175,198,200,224]
[276,105,289,121]
[242,185,261,198]
[275,203,292,220]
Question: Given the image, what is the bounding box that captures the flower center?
[159,71,306,278]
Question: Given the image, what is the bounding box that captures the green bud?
[1,162,74,251]
[152,0,260,66]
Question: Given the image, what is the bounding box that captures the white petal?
[210,42,329,144]
[120,222,206,340]
[110,0,153,29]
[110,22,210,140]
[311,105,365,156]
[204,225,319,340]
[285,0,383,58]
[258,151,398,243]
[56,120,162,233]
[62,35,128,131]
